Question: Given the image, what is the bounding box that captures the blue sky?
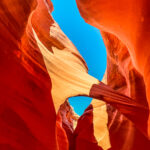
[51,0,106,116]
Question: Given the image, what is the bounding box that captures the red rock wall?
[76,0,150,137]
[1,0,150,150]
[0,0,63,149]
[102,32,150,150]
[75,0,150,149]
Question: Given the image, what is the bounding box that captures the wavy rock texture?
[76,0,150,149]
[0,0,105,149]
[0,0,150,150]
[76,0,150,137]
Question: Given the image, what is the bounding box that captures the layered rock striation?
[0,0,150,150]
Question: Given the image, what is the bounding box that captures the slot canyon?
[0,0,150,149]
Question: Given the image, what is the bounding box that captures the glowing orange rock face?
[76,0,150,138]
[0,0,150,150]
[76,0,150,149]
[97,32,150,150]
[0,0,98,149]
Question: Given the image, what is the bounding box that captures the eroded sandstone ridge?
[0,0,150,150]
[76,0,150,149]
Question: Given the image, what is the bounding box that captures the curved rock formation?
[76,0,150,137]
[76,32,150,150]
[76,0,150,149]
[0,0,150,150]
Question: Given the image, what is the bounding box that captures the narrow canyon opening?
[51,0,107,116]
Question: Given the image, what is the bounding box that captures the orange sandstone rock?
[0,0,149,149]
[76,0,150,137]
